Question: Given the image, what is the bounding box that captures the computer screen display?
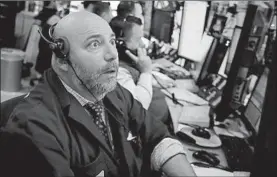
[178,1,208,62]
[150,9,174,43]
[244,68,269,132]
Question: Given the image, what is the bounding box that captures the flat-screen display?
[178,1,208,62]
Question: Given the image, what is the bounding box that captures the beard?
[71,61,118,99]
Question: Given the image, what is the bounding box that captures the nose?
[104,43,118,62]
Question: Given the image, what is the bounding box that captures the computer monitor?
[178,1,208,62]
[216,3,273,120]
[250,18,277,176]
[150,8,174,43]
[244,67,269,133]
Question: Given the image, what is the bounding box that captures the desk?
[164,96,229,168]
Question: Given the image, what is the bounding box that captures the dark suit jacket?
[0,69,171,177]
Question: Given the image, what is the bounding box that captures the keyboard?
[219,135,254,171]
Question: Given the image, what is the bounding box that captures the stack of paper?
[162,87,208,106]
[178,105,211,128]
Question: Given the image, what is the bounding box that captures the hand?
[125,48,152,73]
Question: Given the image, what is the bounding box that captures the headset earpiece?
[51,37,70,59]
[38,23,70,60]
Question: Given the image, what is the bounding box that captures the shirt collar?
[59,78,93,106]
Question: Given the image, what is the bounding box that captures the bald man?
[0,12,196,177]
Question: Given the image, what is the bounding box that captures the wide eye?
[88,40,101,49]
[110,38,116,46]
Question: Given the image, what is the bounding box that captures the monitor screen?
[244,68,269,132]
[150,9,174,43]
[178,1,208,62]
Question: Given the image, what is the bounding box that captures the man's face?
[68,17,119,96]
[126,24,144,50]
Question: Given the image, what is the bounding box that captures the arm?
[117,67,153,109]
[119,85,195,176]
[161,154,196,177]
[151,138,196,177]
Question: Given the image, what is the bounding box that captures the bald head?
[51,11,118,102]
[53,11,112,44]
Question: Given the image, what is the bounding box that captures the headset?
[38,24,126,128]
[38,24,70,59]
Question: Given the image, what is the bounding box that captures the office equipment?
[206,37,231,75]
[159,67,191,80]
[251,6,277,176]
[178,1,208,62]
[244,68,269,133]
[219,135,254,171]
[192,150,220,166]
[196,36,218,84]
[216,3,273,120]
[150,8,174,43]
[177,124,222,148]
[192,127,211,139]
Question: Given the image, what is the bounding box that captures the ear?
[57,58,69,71]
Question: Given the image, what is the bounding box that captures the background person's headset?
[37,23,126,129]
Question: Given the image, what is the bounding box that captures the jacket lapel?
[45,69,115,161]
[67,96,115,157]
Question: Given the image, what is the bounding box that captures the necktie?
[84,102,110,145]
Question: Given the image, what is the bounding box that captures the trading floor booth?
[148,1,277,176]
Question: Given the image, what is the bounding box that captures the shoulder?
[5,86,64,137]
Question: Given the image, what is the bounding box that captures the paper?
[192,166,233,176]
[178,105,211,128]
[162,87,208,106]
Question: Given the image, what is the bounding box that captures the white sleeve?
[117,67,153,109]
[151,138,187,171]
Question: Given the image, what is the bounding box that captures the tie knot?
[85,102,104,115]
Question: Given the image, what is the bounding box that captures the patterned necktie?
[84,102,110,145]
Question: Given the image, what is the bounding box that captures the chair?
[0,95,26,127]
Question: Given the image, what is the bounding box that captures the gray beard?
[72,62,118,101]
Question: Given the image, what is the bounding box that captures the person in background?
[0,1,24,48]
[83,1,113,23]
[0,11,196,177]
[116,16,174,128]
[33,1,60,82]
[110,1,144,38]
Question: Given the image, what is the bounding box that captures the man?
[0,12,196,177]
[110,1,144,38]
[116,16,174,125]
[83,1,113,23]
